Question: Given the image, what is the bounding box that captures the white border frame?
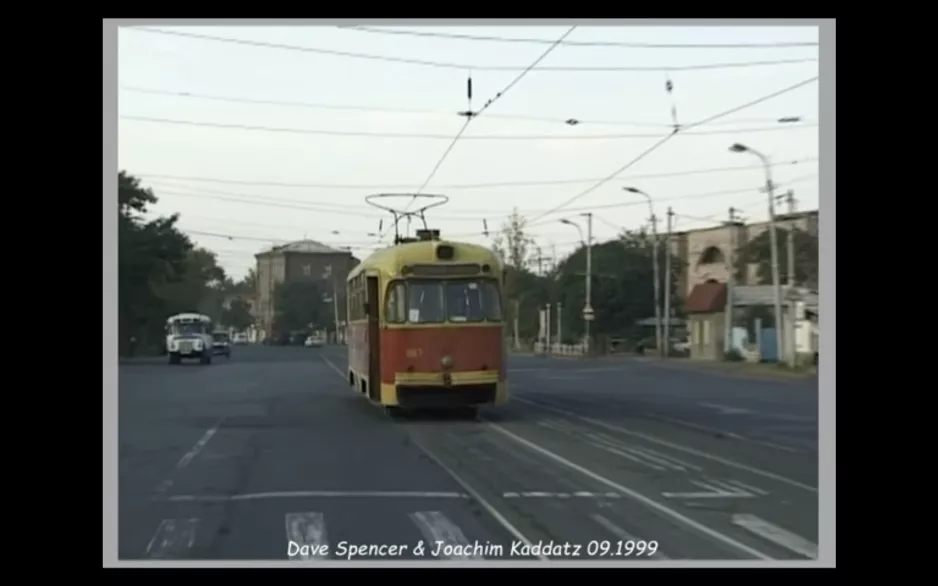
[103,18,834,568]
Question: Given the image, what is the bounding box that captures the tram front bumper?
[385,371,506,408]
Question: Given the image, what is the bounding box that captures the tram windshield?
[390,279,502,324]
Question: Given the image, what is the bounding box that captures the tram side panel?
[347,319,369,393]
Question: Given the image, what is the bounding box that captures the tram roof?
[347,239,501,282]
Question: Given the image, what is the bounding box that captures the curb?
[638,359,818,384]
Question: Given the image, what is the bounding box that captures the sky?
[117,24,820,281]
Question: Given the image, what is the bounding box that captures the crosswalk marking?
[731,514,817,559]
[141,507,788,560]
[146,518,199,559]
[409,511,485,560]
[285,512,329,560]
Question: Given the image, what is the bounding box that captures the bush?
[724,349,744,362]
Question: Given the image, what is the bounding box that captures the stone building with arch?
[668,209,818,300]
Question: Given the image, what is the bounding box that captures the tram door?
[366,276,381,402]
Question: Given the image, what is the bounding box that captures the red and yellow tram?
[345,229,508,413]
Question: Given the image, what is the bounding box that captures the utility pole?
[729,143,783,365]
[650,213,662,357]
[583,212,594,354]
[765,177,785,365]
[785,190,797,367]
[267,245,275,341]
[556,302,563,350]
[724,207,740,354]
[663,208,674,358]
[545,303,552,354]
[785,190,797,286]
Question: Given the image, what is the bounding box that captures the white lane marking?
[731,514,818,559]
[619,445,689,472]
[627,444,704,471]
[698,402,753,416]
[648,414,802,453]
[516,397,818,493]
[410,511,485,560]
[285,512,329,560]
[406,433,546,560]
[145,518,199,559]
[487,423,774,560]
[716,479,769,496]
[540,420,678,472]
[590,514,670,560]
[154,418,225,494]
[662,480,755,499]
[584,431,692,472]
[158,490,469,503]
[321,356,346,378]
[503,491,622,499]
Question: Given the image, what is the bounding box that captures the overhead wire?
[162,174,817,248]
[388,25,577,238]
[119,115,816,140]
[337,26,820,49]
[120,85,811,129]
[141,172,818,229]
[525,74,820,227]
[129,27,817,72]
[131,157,818,191]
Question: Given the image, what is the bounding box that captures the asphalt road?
[118,345,819,562]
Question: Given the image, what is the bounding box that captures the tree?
[273,280,326,335]
[238,268,258,295]
[118,171,229,354]
[551,231,684,345]
[735,226,818,289]
[491,208,543,349]
[222,298,254,332]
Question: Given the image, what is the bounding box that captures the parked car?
[304,333,325,348]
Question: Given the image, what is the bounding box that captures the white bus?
[165,313,215,365]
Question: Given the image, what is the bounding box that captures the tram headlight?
[441,355,454,370]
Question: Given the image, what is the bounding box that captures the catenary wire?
[129,27,818,72]
[337,26,820,49]
[120,85,812,129]
[143,173,817,223]
[119,115,817,140]
[150,174,817,245]
[394,25,576,232]
[525,75,819,226]
[131,157,818,191]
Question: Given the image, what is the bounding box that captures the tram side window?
[406,281,444,323]
[354,280,364,320]
[348,281,359,321]
[385,282,407,323]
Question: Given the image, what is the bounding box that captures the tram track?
[320,353,818,561]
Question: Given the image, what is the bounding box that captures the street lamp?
[559,215,594,354]
[729,142,785,366]
[623,187,663,357]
